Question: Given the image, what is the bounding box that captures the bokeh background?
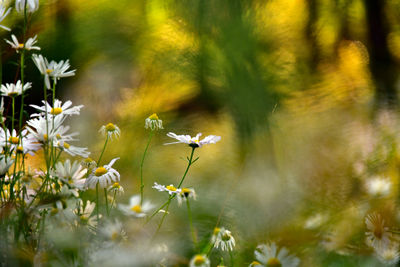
[3,0,400,266]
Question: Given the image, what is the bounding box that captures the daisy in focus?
[212,227,236,251]
[165,132,221,148]
[152,182,181,195]
[6,34,40,51]
[252,242,300,267]
[189,254,210,267]
[118,195,153,217]
[30,99,83,117]
[1,80,31,97]
[99,123,121,140]
[145,113,163,131]
[85,158,120,189]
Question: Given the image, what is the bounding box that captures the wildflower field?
[2,0,400,266]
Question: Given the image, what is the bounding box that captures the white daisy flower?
[0,155,13,176]
[85,158,120,189]
[165,132,221,148]
[5,34,40,51]
[118,195,154,217]
[30,99,83,118]
[212,227,236,251]
[152,182,181,195]
[81,157,97,169]
[0,4,11,31]
[99,123,120,140]
[249,261,263,267]
[189,254,210,267]
[74,200,97,227]
[365,213,391,250]
[99,220,127,243]
[145,113,163,131]
[54,159,87,190]
[16,0,39,14]
[177,187,196,205]
[374,241,400,266]
[108,182,124,195]
[0,80,31,97]
[26,115,65,143]
[0,129,42,156]
[32,54,75,89]
[365,176,391,197]
[253,242,300,267]
[55,140,90,158]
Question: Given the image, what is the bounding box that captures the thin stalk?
[110,190,117,210]
[140,131,154,205]
[11,97,15,130]
[96,182,99,221]
[104,188,109,216]
[97,135,109,166]
[186,198,197,249]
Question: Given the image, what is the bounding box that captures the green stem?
[229,250,234,266]
[110,190,117,210]
[97,135,109,166]
[104,188,109,216]
[96,182,99,222]
[140,131,154,205]
[186,198,197,249]
[11,97,15,130]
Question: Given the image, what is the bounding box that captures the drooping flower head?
[16,0,39,14]
[85,158,120,189]
[99,123,121,140]
[152,182,181,195]
[212,227,236,251]
[0,80,31,97]
[177,187,196,205]
[145,113,163,131]
[108,182,124,195]
[165,132,221,148]
[365,213,391,250]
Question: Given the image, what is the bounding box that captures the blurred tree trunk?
[365,0,398,109]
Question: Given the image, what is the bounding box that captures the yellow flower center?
[43,134,48,141]
[131,205,142,213]
[46,69,53,74]
[80,215,88,224]
[16,146,24,153]
[50,208,58,215]
[182,188,191,194]
[50,107,63,115]
[213,227,221,235]
[111,231,119,241]
[84,157,94,163]
[222,232,231,241]
[166,185,177,191]
[193,255,206,265]
[9,137,19,144]
[251,261,261,266]
[149,113,159,120]
[18,43,24,48]
[63,142,70,149]
[105,123,116,132]
[112,182,120,189]
[7,92,18,97]
[266,258,281,267]
[67,177,73,184]
[95,167,107,176]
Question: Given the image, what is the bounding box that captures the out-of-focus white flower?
[118,195,153,217]
[16,0,39,14]
[165,132,221,147]
[108,182,124,195]
[189,254,210,267]
[5,34,40,51]
[0,4,11,31]
[26,115,66,143]
[0,80,31,97]
[212,227,236,251]
[304,213,328,230]
[81,157,96,169]
[374,241,400,266]
[99,220,127,243]
[152,182,181,195]
[99,123,120,140]
[85,158,120,189]
[365,213,391,250]
[30,99,83,118]
[365,176,391,197]
[145,113,163,131]
[54,160,86,190]
[248,261,263,267]
[75,200,97,227]
[0,155,13,176]
[32,54,75,89]
[253,242,300,267]
[177,187,196,205]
